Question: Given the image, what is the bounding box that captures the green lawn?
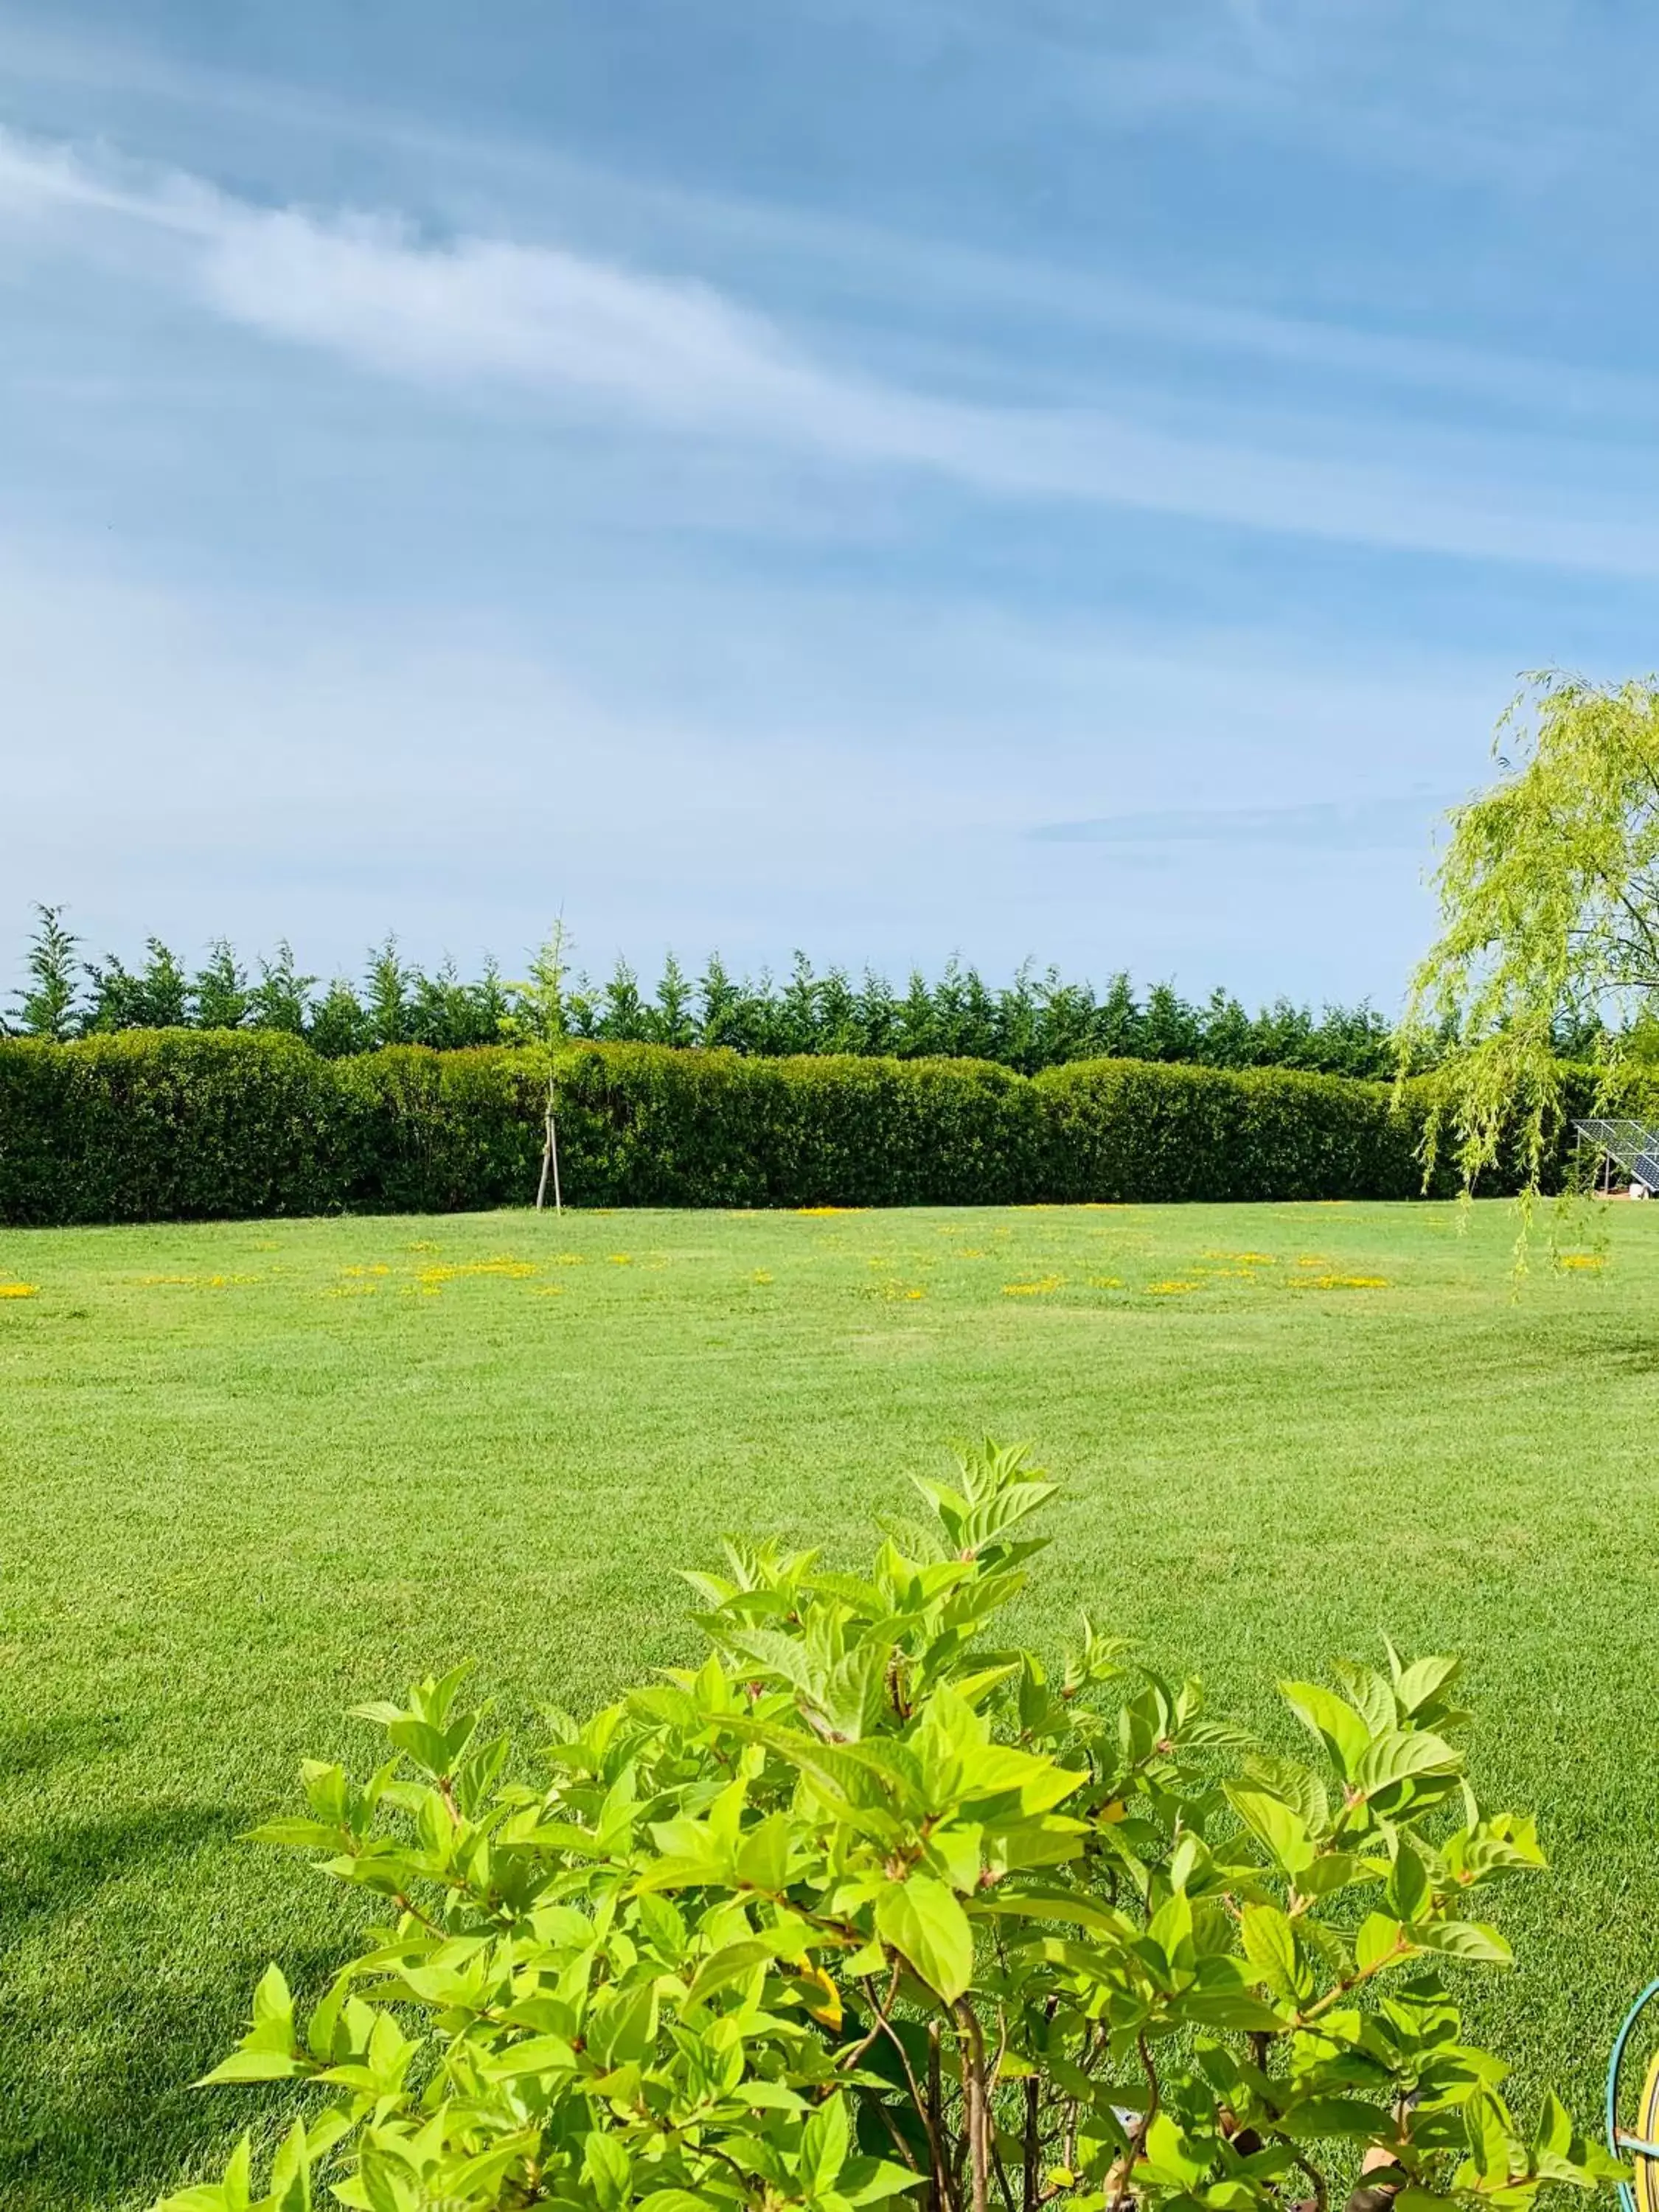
[3,1198,1658,2209]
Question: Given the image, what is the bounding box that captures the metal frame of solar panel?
[1574,1119,1659,1193]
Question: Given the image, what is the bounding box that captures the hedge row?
[0,1030,1596,1226]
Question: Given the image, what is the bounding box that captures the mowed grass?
[2,1197,1658,2208]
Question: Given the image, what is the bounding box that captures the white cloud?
[0,540,1465,1001]
[3,125,1659,575]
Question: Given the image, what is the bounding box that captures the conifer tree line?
[1,902,1433,1077]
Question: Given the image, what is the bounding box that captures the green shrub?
[0,1030,1572,1225]
[1032,1061,1443,1203]
[0,1029,349,1225]
[159,1444,1613,2212]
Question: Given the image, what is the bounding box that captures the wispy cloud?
[4,18,1635,430]
[1032,794,1459,852]
[4,125,1658,575]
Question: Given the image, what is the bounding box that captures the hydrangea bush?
[159,1445,1616,2212]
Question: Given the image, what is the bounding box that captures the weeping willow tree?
[1399,672,1659,1214]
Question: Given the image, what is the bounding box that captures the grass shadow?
[0,1798,350,2209]
[0,1930,347,2211]
[0,1709,131,1786]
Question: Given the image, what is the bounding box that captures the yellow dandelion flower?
[0,1281,38,1298]
[1003,1275,1062,1296]
[1293,1273,1389,1290]
[417,1259,538,1284]
[1146,1279,1200,1295]
[1559,1253,1604,1271]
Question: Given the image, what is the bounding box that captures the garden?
[8,675,1659,2212]
[4,1197,1658,2212]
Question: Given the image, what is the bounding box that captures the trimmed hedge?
[0,1029,1580,1227]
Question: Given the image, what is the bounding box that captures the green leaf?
[1414,1920,1513,1966]
[358,2139,419,2212]
[1239,1902,1305,2002]
[874,1874,975,2002]
[736,1813,793,1893]
[1280,1680,1371,1777]
[446,2132,540,2199]
[267,2121,313,2212]
[385,1717,454,1775]
[815,1639,895,1742]
[1394,1655,1463,1716]
[1354,1913,1408,1975]
[1147,1888,1194,1975]
[804,2094,851,2193]
[1332,1660,1398,1737]
[1297,1851,1363,1898]
[840,2154,929,2205]
[196,2050,307,2085]
[242,1819,342,1851]
[484,2032,579,2079]
[1465,2090,1515,2183]
[591,1978,659,2065]
[1387,1841,1431,1922]
[683,1940,773,2011]
[725,1626,818,1695]
[1239,1753,1329,1835]
[1139,2112,1210,2188]
[1356,1729,1458,1798]
[1178,1989,1292,2031]
[1284,2097,1394,2138]
[1534,2090,1573,2160]
[582,2131,632,2212]
[1225,1785,1315,1874]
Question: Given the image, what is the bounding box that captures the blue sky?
[3,2,1656,1011]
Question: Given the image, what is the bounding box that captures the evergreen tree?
[1034,973,1096,1068]
[855,967,900,1057]
[192,940,250,1030]
[597,958,649,1041]
[649,953,697,1048]
[366,936,411,1048]
[895,968,937,1058]
[778,952,820,1055]
[697,953,741,1049]
[1140,981,1202,1062]
[815,965,860,1055]
[1195,988,1253,1069]
[10,903,82,1038]
[84,938,188,1031]
[307,979,372,1058]
[995,962,1041,1074]
[1093,971,1141,1058]
[247,943,316,1034]
[470,956,510,1045]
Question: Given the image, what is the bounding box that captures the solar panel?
[1573,1119,1659,1190]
